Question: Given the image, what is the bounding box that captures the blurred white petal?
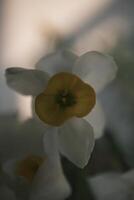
[2,158,31,200]
[89,173,132,200]
[30,129,71,200]
[5,68,49,96]
[73,51,117,93]
[36,50,78,76]
[84,101,105,139]
[30,161,71,200]
[0,117,46,162]
[43,127,59,162]
[2,159,17,180]
[101,81,134,167]
[58,118,94,168]
[0,69,17,114]
[122,170,134,185]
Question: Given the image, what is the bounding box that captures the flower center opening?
[16,155,44,182]
[55,90,76,108]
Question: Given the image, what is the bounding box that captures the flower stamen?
[16,155,44,182]
[55,90,76,109]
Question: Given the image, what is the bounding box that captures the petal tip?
[5,67,23,75]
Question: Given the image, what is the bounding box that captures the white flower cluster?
[2,50,117,199]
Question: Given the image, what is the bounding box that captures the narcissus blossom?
[0,116,71,200]
[5,50,117,168]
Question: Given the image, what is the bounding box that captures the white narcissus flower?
[0,117,71,200]
[5,50,117,168]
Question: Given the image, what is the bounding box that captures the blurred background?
[1,0,134,199]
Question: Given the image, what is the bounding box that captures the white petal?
[0,69,17,113]
[84,101,105,139]
[36,50,78,76]
[2,159,30,200]
[73,51,117,93]
[89,173,130,200]
[0,117,45,162]
[58,118,94,168]
[5,68,49,96]
[30,129,71,200]
[123,170,134,185]
[19,118,47,156]
[2,159,17,179]
[30,161,71,200]
[43,127,60,162]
